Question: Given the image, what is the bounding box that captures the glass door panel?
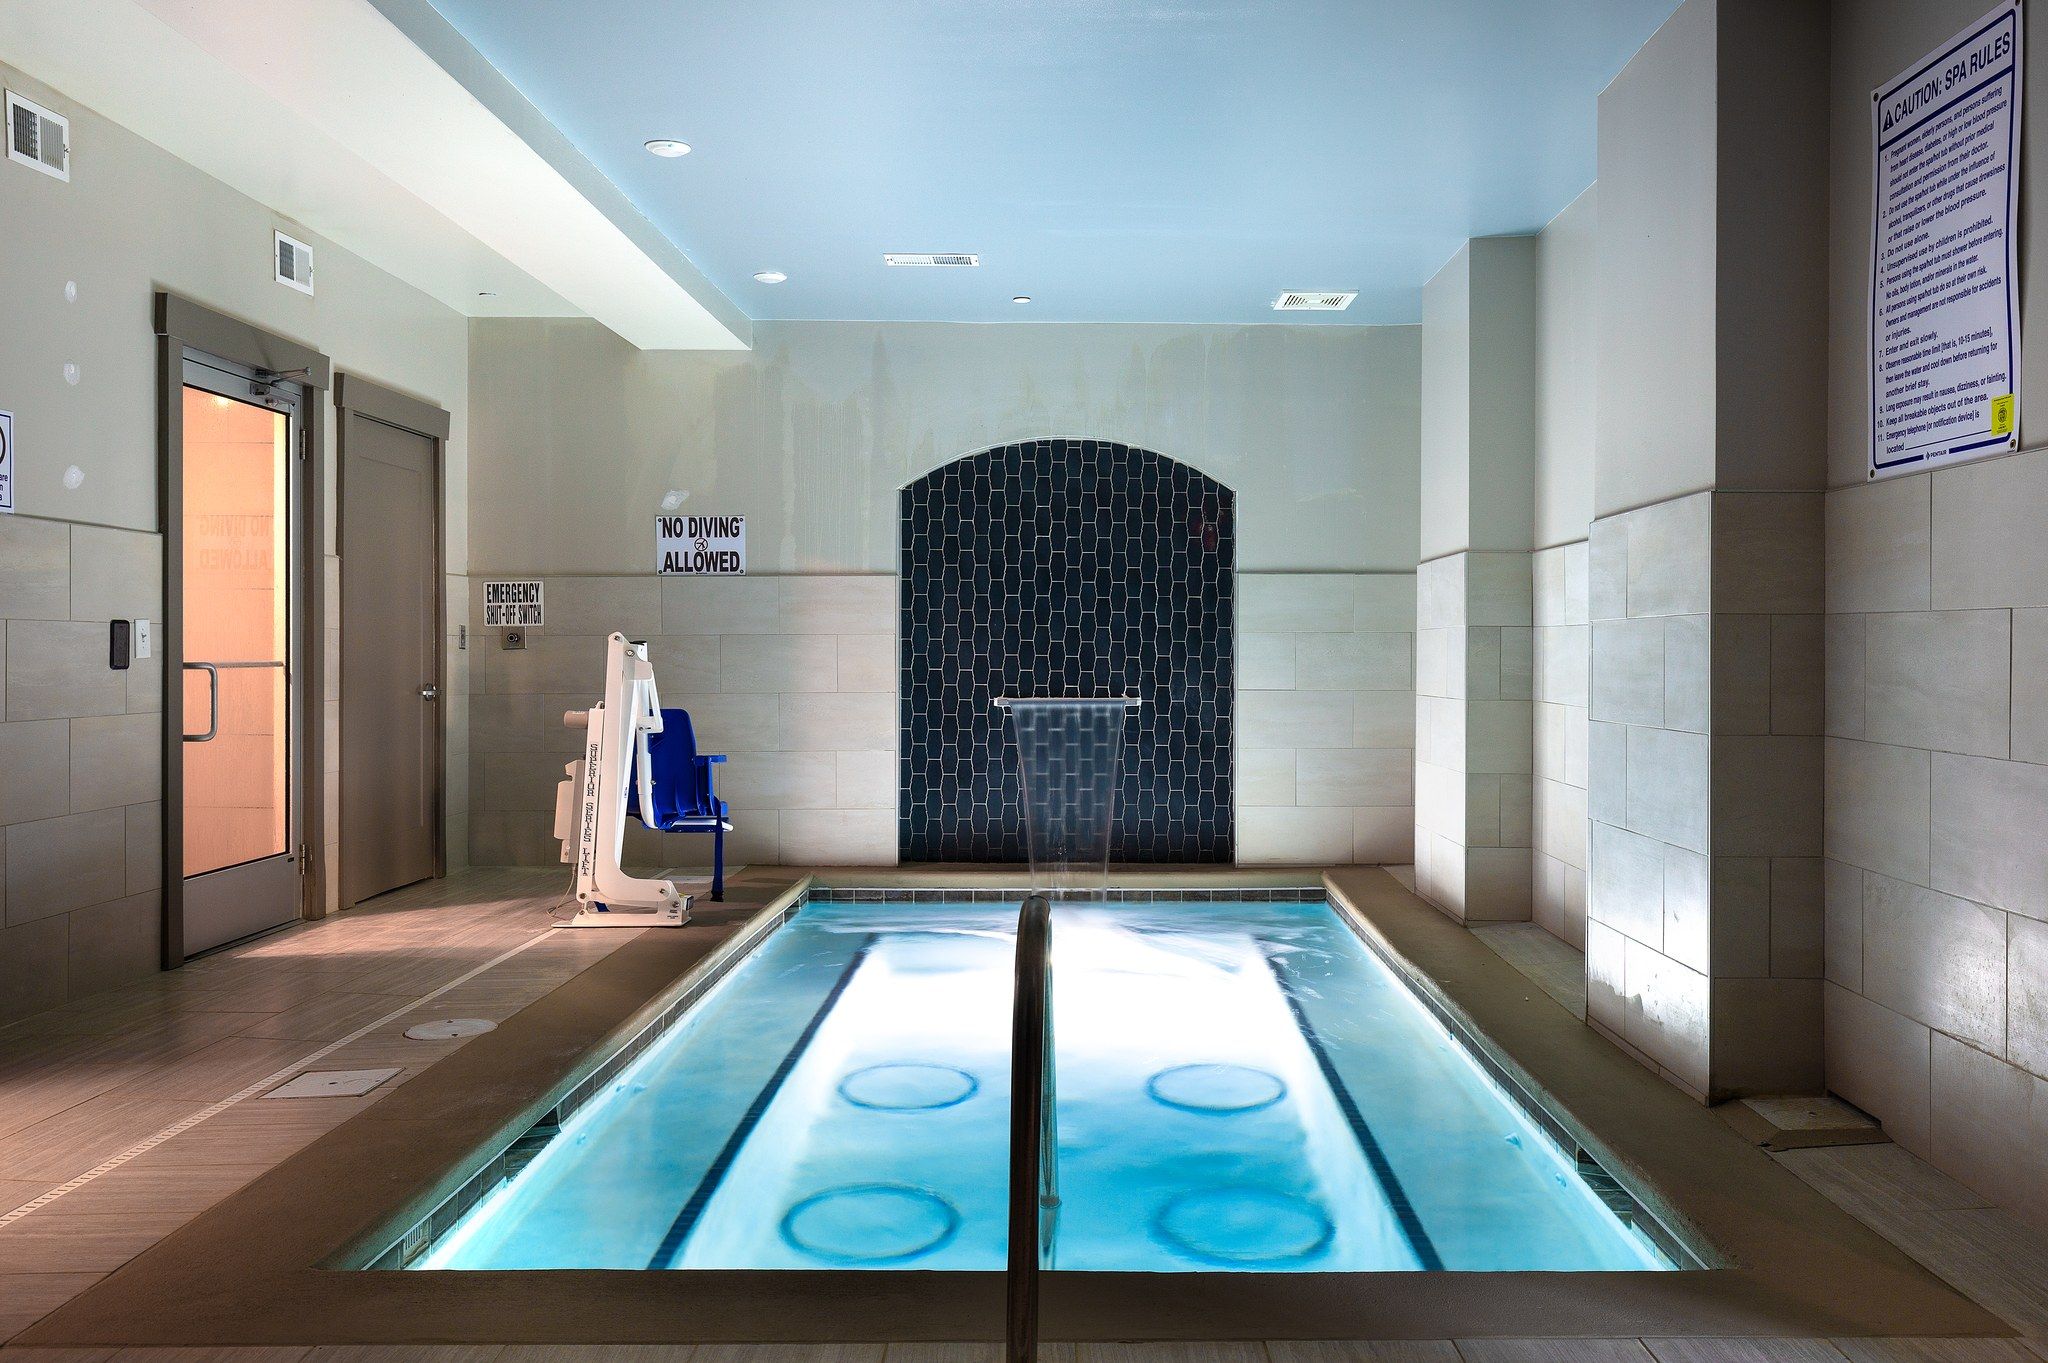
[178,372,297,939]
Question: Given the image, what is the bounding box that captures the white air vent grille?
[884,253,980,267]
[275,231,315,294]
[1273,291,1357,312]
[6,91,69,181]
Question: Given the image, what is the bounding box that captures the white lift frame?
[551,633,690,928]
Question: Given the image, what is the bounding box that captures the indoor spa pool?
[418,894,1673,1275]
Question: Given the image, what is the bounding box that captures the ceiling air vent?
[275,230,315,294]
[1273,290,1357,312]
[884,253,980,267]
[6,91,69,181]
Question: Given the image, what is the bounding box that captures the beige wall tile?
[774,806,897,859]
[1823,860,1862,991]
[1589,516,1627,622]
[1712,492,1823,615]
[0,719,69,824]
[1769,856,1825,979]
[1589,819,1664,948]
[1825,982,1932,1151]
[1239,633,1296,690]
[1353,574,1418,631]
[1824,738,1930,886]
[833,751,896,810]
[468,693,550,754]
[1237,806,1352,865]
[1661,843,1710,974]
[1625,726,1710,853]
[660,576,780,635]
[1769,613,1824,736]
[1861,871,2007,1052]
[3,808,123,923]
[1238,749,1295,806]
[1294,748,1410,809]
[0,516,71,622]
[478,751,569,813]
[1712,613,1774,735]
[1932,447,2048,609]
[1466,552,1534,626]
[1928,1033,2048,1216]
[780,692,894,752]
[668,694,780,752]
[644,636,722,695]
[1532,776,1587,868]
[0,916,68,1022]
[124,801,160,895]
[1563,540,1591,625]
[1587,720,1627,826]
[1826,476,1932,613]
[1586,918,1627,1031]
[1466,699,1534,776]
[1623,937,1710,1093]
[1824,612,1866,740]
[1239,574,1355,633]
[68,712,158,813]
[67,525,161,623]
[66,889,160,998]
[538,576,662,636]
[1297,631,1412,691]
[1414,760,1465,841]
[1929,752,2048,923]
[1623,492,1712,618]
[2010,608,2048,764]
[1536,623,1589,707]
[1712,977,1822,1095]
[5,620,128,720]
[1239,690,1354,750]
[1710,856,1773,978]
[781,576,894,635]
[1712,735,1822,857]
[1413,627,1453,699]
[1463,845,1534,920]
[1864,610,2011,759]
[1662,614,1709,734]
[720,634,838,694]
[1591,618,1665,727]
[1416,556,1466,632]
[2006,914,2048,1079]
[1352,690,1413,749]
[718,750,838,811]
[1499,627,1534,701]
[1353,806,1414,863]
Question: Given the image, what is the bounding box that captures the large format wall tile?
[1863,610,2011,758]
[1859,870,2007,1053]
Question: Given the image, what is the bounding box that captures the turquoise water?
[421,899,1670,1272]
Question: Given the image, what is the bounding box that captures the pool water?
[420,898,1671,1273]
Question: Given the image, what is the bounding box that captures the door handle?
[420,685,440,700]
[182,662,219,742]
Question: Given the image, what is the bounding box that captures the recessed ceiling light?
[1012,295,1031,304]
[753,270,788,284]
[644,138,691,157]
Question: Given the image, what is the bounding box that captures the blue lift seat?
[625,707,731,901]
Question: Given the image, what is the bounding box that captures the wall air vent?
[884,253,980,267]
[6,91,69,181]
[1273,291,1357,312]
[275,230,315,294]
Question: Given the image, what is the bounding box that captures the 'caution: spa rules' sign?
[656,515,746,575]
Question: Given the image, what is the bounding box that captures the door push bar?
[181,659,285,743]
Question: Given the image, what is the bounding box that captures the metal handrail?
[1006,894,1056,1363]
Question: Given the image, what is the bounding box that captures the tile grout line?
[0,926,561,1231]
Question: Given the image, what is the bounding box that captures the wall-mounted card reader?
[109,618,131,669]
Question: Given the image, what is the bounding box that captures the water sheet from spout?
[997,697,1139,898]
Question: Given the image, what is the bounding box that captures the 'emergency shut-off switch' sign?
[482,581,543,627]
[657,515,746,575]
[1869,1,2023,480]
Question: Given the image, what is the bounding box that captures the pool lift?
[552,633,726,929]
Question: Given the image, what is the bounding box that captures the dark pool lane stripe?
[647,934,877,1269]
[1259,947,1445,1270]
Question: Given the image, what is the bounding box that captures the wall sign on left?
[0,409,14,513]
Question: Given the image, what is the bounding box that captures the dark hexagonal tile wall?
[899,439,1235,863]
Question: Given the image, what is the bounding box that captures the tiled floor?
[1,869,2046,1363]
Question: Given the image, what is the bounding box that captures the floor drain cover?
[405,1018,497,1040]
[1153,1187,1334,1264]
[780,1184,960,1264]
[264,1068,401,1100]
[838,1062,979,1111]
[1146,1063,1287,1114]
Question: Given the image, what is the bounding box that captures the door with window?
[178,355,304,954]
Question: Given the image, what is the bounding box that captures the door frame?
[154,292,331,968]
[334,373,450,909]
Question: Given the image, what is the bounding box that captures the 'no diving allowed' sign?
[657,514,745,575]
[0,410,14,513]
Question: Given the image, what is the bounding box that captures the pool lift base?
[551,633,695,930]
